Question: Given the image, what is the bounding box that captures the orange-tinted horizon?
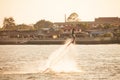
[0,0,120,26]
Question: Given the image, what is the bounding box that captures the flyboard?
[42,39,75,73]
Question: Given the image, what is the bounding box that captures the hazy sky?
[0,0,120,26]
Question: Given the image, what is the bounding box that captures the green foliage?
[2,17,16,30]
[95,24,116,30]
[103,24,112,29]
[102,33,113,37]
[117,32,120,37]
[16,24,34,30]
[0,28,3,31]
[77,23,90,30]
[34,20,53,30]
[115,31,120,37]
[97,24,103,29]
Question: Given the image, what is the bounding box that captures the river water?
[0,44,120,80]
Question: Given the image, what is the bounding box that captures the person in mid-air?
[71,28,75,43]
[67,28,76,46]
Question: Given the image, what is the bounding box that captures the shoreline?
[0,39,120,45]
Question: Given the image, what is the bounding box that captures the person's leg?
[72,34,75,43]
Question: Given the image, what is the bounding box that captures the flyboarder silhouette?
[71,28,75,43]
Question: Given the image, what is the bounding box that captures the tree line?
[0,17,53,31]
[0,16,120,31]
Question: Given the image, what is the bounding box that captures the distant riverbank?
[0,38,120,44]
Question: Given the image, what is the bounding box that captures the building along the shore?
[0,17,120,43]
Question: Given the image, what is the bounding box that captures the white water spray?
[42,39,80,73]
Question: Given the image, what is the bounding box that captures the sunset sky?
[0,0,120,27]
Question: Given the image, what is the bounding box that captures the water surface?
[0,44,120,80]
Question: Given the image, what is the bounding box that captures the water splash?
[42,39,80,73]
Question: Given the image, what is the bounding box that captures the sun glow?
[0,0,120,27]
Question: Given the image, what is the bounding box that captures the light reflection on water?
[0,44,120,79]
